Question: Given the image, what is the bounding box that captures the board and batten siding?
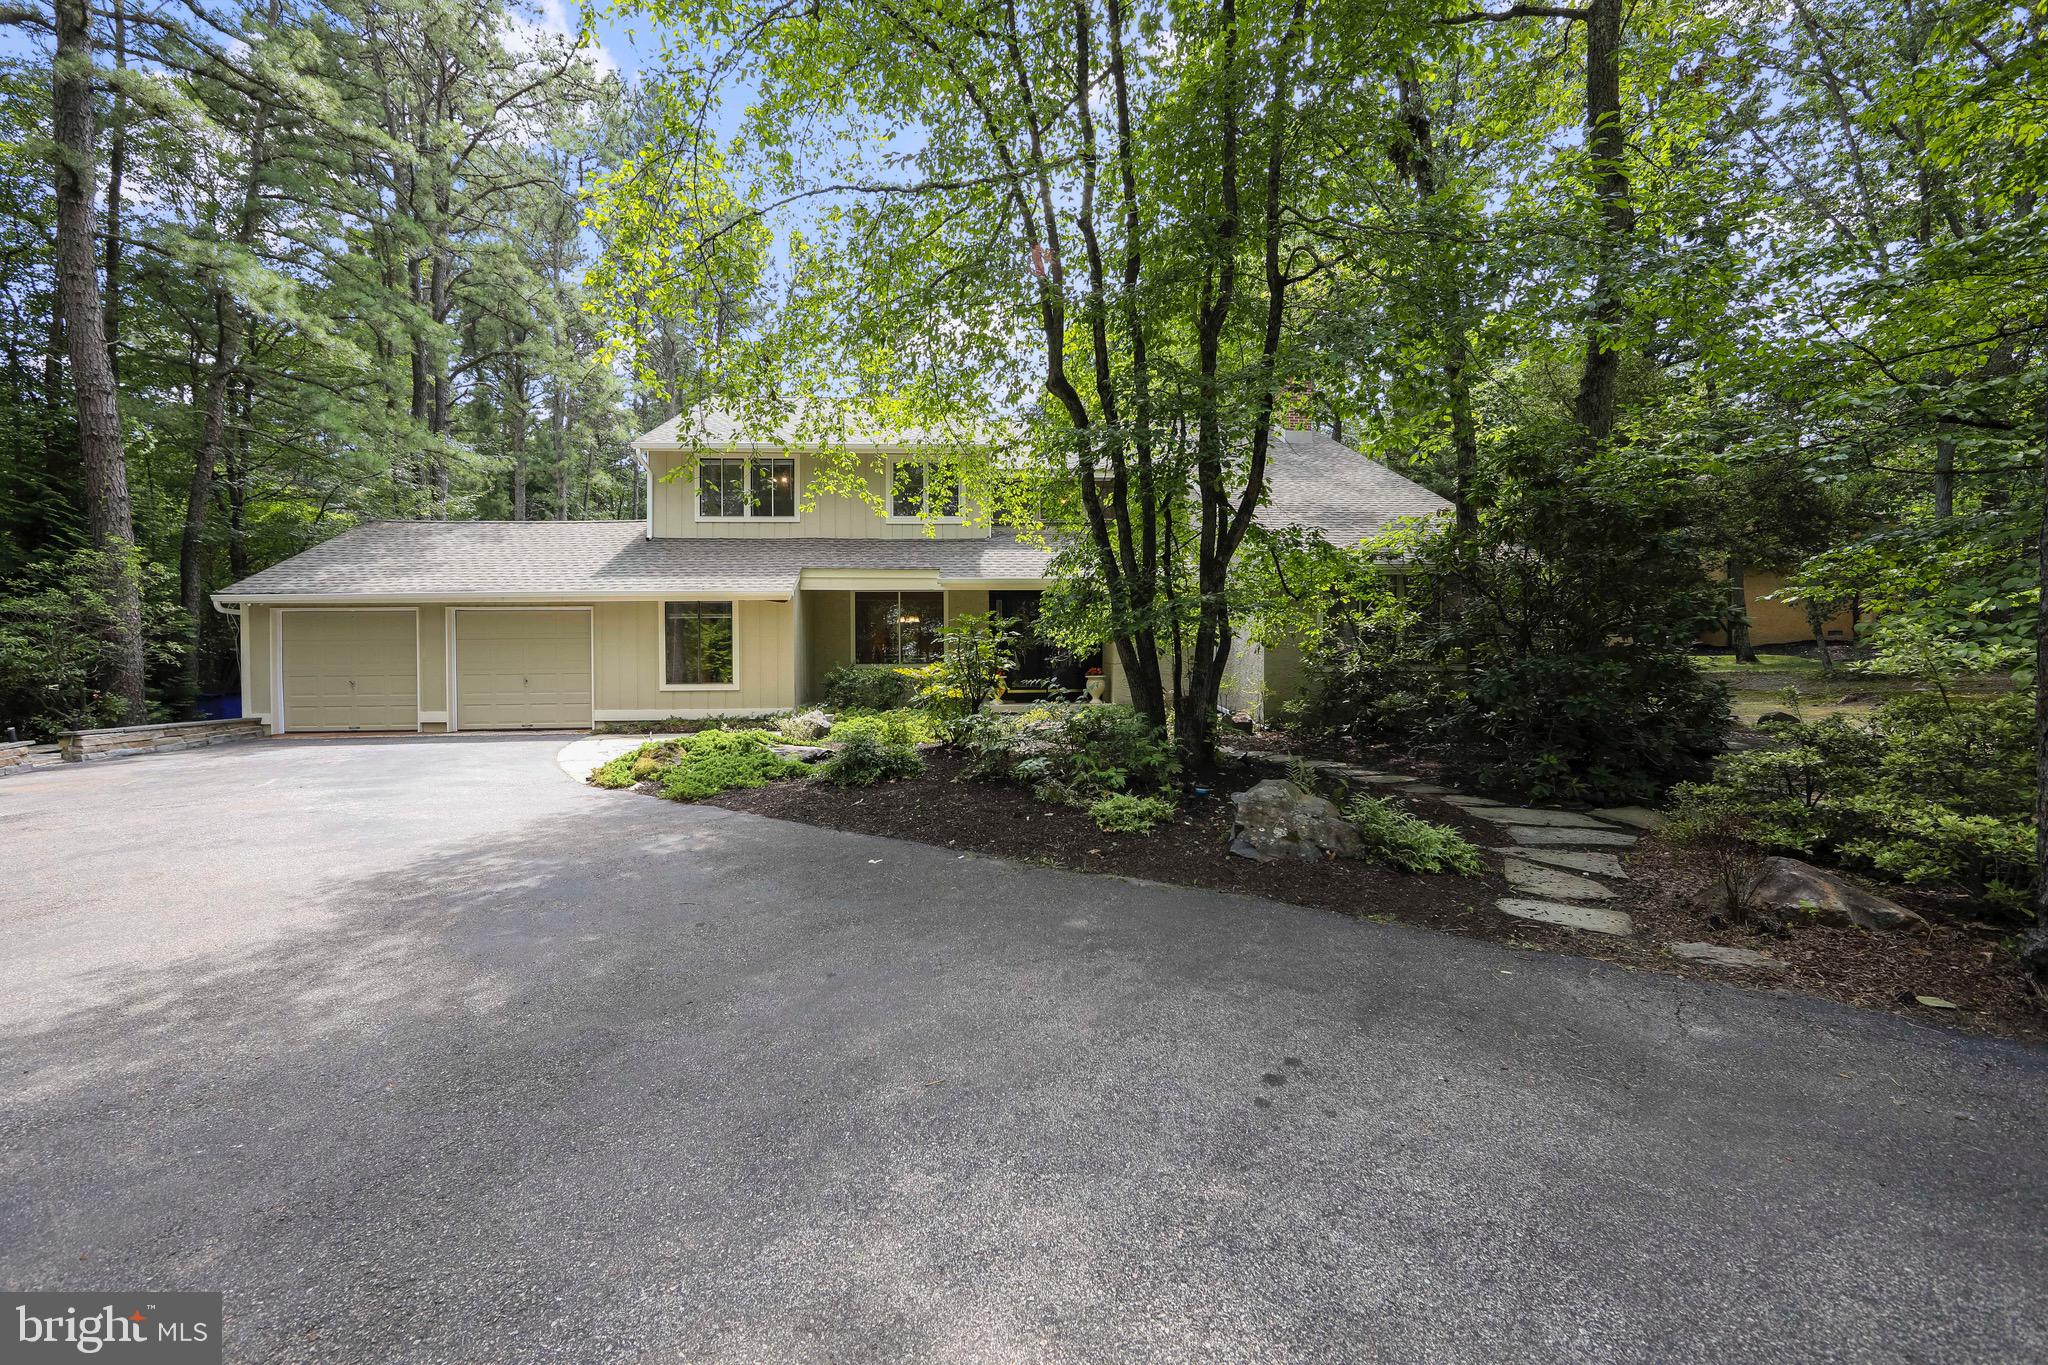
[646,450,986,540]
[592,599,795,716]
[419,607,450,722]
[801,589,852,703]
[245,605,274,723]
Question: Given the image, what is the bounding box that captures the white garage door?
[454,609,592,730]
[281,610,419,732]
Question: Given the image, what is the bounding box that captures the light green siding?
[648,450,988,540]
[592,599,795,717]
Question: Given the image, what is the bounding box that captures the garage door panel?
[455,610,592,730]
[282,611,418,731]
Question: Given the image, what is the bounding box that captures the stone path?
[1287,762,1785,967]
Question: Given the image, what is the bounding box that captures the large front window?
[698,457,796,519]
[663,601,735,686]
[855,591,944,664]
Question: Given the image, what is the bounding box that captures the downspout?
[211,598,251,727]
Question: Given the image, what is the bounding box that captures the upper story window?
[888,460,963,522]
[698,456,796,520]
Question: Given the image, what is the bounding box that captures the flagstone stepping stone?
[1489,847,1628,878]
[1504,858,1616,901]
[1443,795,1507,809]
[1503,825,1638,848]
[1667,941,1786,971]
[1497,898,1633,936]
[1468,806,1617,829]
[1400,782,1451,795]
[1593,805,1667,831]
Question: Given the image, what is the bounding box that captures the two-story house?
[210,410,1449,733]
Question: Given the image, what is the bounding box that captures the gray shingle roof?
[1260,427,1451,544]
[214,521,1057,600]
[633,404,994,451]
[217,429,1445,601]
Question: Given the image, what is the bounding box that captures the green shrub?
[590,741,664,789]
[821,664,913,711]
[1290,430,1730,803]
[826,708,943,747]
[957,703,1177,802]
[1672,689,2034,913]
[895,610,1017,716]
[818,732,925,787]
[1088,792,1178,833]
[0,546,188,739]
[654,729,806,801]
[1343,795,1485,875]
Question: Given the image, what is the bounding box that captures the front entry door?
[991,591,1095,698]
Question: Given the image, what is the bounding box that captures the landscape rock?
[1503,859,1616,901]
[1667,941,1786,971]
[771,744,834,763]
[1489,847,1628,879]
[1756,710,1802,727]
[1468,806,1616,830]
[1504,825,1638,848]
[1750,856,1926,930]
[1497,898,1633,936]
[1229,779,1365,862]
[779,709,834,742]
[1591,805,1667,832]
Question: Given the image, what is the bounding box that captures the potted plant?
[1083,667,1106,702]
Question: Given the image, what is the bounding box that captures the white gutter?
[211,590,797,608]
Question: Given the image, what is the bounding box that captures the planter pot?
[1084,676,1106,702]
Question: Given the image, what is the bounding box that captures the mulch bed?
[676,743,2047,1045]
[704,750,1506,929]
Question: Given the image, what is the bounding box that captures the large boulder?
[1751,856,1926,930]
[778,709,834,742]
[1229,779,1364,862]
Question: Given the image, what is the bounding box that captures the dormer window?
[698,456,797,520]
[888,460,963,522]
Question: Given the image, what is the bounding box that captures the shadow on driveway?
[2,738,2045,1362]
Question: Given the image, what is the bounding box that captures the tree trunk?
[103,0,126,384]
[1395,66,1479,533]
[1726,557,1757,663]
[2022,393,2048,993]
[224,378,250,582]
[1934,436,1955,518]
[551,377,569,520]
[1571,0,1631,449]
[509,346,529,520]
[53,0,148,723]
[178,86,270,709]
[180,296,243,709]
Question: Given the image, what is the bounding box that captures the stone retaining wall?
[0,739,37,772]
[59,717,266,763]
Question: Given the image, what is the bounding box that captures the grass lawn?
[1694,651,1829,675]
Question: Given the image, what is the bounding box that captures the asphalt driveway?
[2,736,2044,1362]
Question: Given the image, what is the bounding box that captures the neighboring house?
[210,414,1450,734]
[1698,569,1860,650]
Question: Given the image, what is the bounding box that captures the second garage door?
[454,609,593,730]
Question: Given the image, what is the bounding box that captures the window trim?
[693,455,802,523]
[883,458,967,524]
[852,589,948,666]
[658,599,743,691]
